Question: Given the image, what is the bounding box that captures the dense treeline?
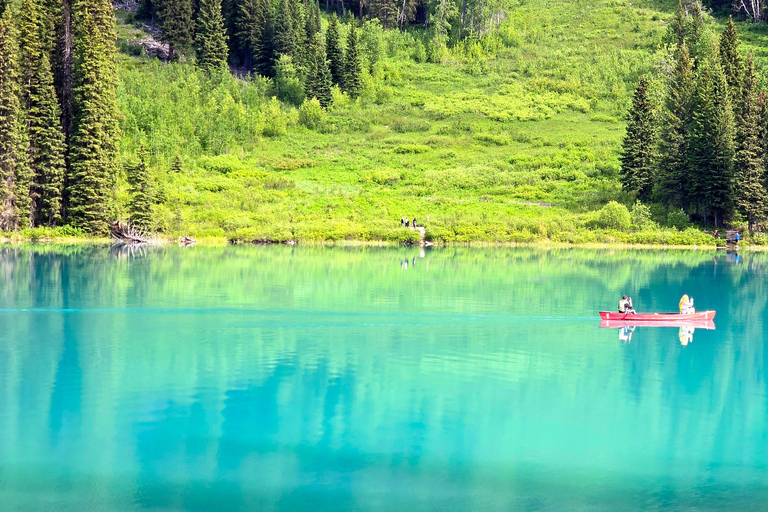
[0,0,119,235]
[620,2,768,230]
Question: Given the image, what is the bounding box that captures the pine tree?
[0,6,26,230]
[305,32,332,107]
[235,0,259,69]
[369,0,398,29]
[273,0,298,60]
[733,53,766,230]
[666,1,687,50]
[325,14,344,86]
[253,0,275,76]
[67,0,120,235]
[29,54,66,226]
[128,144,154,228]
[19,0,66,226]
[719,16,742,105]
[298,0,320,74]
[656,43,695,210]
[689,55,736,227]
[686,3,706,68]
[343,24,362,98]
[620,78,656,202]
[156,0,194,60]
[196,0,229,74]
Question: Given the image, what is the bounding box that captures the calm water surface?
[0,245,766,511]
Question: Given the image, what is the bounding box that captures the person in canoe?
[618,295,635,314]
[679,294,695,314]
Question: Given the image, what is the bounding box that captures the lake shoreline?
[1,236,760,251]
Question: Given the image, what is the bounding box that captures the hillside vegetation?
[5,0,768,244]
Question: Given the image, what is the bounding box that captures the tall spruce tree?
[273,0,298,60]
[29,52,65,226]
[196,0,229,74]
[0,6,24,230]
[343,24,362,98]
[733,53,766,230]
[620,78,656,202]
[20,0,66,226]
[719,16,742,105]
[299,0,320,74]
[656,43,695,210]
[686,3,706,68]
[235,0,259,69]
[67,0,120,234]
[254,0,275,76]
[305,32,332,107]
[157,0,194,60]
[128,144,153,228]
[666,1,687,50]
[689,54,736,227]
[326,14,343,86]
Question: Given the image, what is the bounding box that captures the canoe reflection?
[600,319,715,346]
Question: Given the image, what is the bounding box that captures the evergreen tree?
[67,0,120,235]
[620,77,656,202]
[369,0,398,29]
[689,55,736,227]
[719,16,742,105]
[128,144,154,228]
[666,1,687,50]
[686,3,706,67]
[253,0,275,76]
[305,32,332,107]
[343,24,363,98]
[298,0,320,74]
[235,0,259,69]
[19,0,66,226]
[196,0,229,74]
[656,43,695,210]
[325,14,344,86]
[157,0,194,60]
[0,6,24,230]
[733,53,766,230]
[273,0,298,60]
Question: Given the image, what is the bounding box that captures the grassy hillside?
[108,0,765,244]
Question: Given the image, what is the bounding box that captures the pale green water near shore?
[0,245,766,511]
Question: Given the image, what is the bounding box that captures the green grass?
[111,0,753,244]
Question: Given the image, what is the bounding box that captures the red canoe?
[600,319,715,330]
[599,310,716,322]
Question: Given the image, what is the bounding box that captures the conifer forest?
[2,0,768,244]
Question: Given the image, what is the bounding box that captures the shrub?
[412,40,427,63]
[385,228,423,245]
[631,201,654,230]
[263,97,289,137]
[667,208,689,229]
[271,55,304,106]
[597,201,631,231]
[298,98,325,130]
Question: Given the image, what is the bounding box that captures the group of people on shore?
[400,217,418,228]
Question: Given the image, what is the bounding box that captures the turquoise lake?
[1,245,766,511]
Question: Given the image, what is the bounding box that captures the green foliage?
[620,77,656,201]
[325,15,344,87]
[631,201,654,229]
[298,97,325,130]
[597,201,631,231]
[305,32,332,108]
[656,43,694,210]
[273,0,298,61]
[667,208,690,229]
[196,0,229,75]
[719,16,742,103]
[0,5,24,231]
[689,55,735,227]
[343,25,363,99]
[733,53,765,229]
[157,0,193,59]
[67,0,120,236]
[127,143,154,227]
[272,54,304,105]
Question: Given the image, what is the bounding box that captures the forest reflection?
[1,245,768,510]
